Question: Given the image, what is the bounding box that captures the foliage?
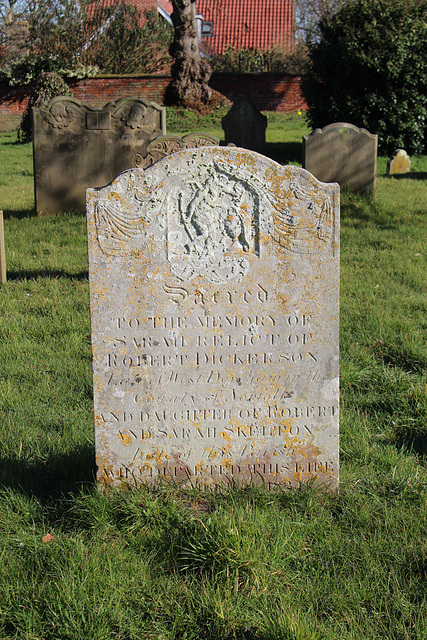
[166,104,230,132]
[166,107,310,166]
[294,0,347,44]
[0,1,172,79]
[302,0,427,154]
[210,44,309,74]
[0,53,84,86]
[79,4,173,74]
[18,71,72,142]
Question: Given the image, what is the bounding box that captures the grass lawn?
[0,110,427,640]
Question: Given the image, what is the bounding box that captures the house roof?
[196,0,294,55]
[84,0,294,57]
[158,0,173,16]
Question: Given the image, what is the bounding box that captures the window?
[201,20,214,36]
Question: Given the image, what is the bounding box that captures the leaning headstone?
[387,149,411,175]
[33,96,166,215]
[0,210,5,284]
[87,146,340,489]
[222,98,267,153]
[303,123,378,194]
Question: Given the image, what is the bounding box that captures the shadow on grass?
[0,444,96,501]
[6,268,88,281]
[394,436,427,457]
[265,141,303,165]
[340,197,399,231]
[373,344,427,376]
[384,172,427,181]
[0,138,27,146]
[2,207,36,220]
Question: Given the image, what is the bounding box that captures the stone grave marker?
[303,122,378,194]
[0,210,5,284]
[387,149,411,175]
[222,98,267,153]
[132,132,221,169]
[33,96,166,215]
[87,146,340,489]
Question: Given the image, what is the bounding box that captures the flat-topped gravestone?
[33,96,166,215]
[303,123,378,194]
[222,98,267,153]
[87,146,340,489]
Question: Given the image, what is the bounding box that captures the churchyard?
[1,108,427,639]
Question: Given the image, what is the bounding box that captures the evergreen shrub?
[302,0,427,154]
[18,72,72,143]
[210,44,308,75]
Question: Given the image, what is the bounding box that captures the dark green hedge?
[302,0,427,154]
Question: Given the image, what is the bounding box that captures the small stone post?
[0,211,6,284]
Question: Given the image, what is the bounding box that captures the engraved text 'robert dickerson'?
[87,146,340,489]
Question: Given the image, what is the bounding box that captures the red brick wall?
[0,83,31,131]
[120,0,158,19]
[68,75,172,107]
[211,73,307,112]
[132,0,158,11]
[0,73,307,131]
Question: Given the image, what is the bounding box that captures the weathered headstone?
[387,149,411,175]
[222,98,267,153]
[33,96,166,215]
[87,146,340,489]
[132,132,221,169]
[303,123,378,194]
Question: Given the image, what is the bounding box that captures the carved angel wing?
[39,100,84,130]
[94,173,168,256]
[95,198,143,241]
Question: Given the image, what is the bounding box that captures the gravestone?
[222,98,267,153]
[0,210,5,284]
[87,146,340,489]
[303,123,378,194]
[387,149,411,175]
[132,133,221,169]
[33,96,166,215]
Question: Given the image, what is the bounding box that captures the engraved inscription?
[87,146,340,489]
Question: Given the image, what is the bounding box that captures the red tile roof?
[196,0,294,55]
[158,0,173,15]
[85,0,159,22]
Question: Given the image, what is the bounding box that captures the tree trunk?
[169,0,212,108]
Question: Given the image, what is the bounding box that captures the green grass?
[1,112,427,640]
[167,107,310,165]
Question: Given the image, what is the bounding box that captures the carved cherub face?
[126,103,147,128]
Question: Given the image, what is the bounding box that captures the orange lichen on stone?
[86,146,340,490]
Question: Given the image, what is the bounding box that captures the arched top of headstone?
[132,132,221,169]
[306,122,377,141]
[89,146,339,280]
[36,96,166,133]
[221,98,267,153]
[222,97,267,126]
